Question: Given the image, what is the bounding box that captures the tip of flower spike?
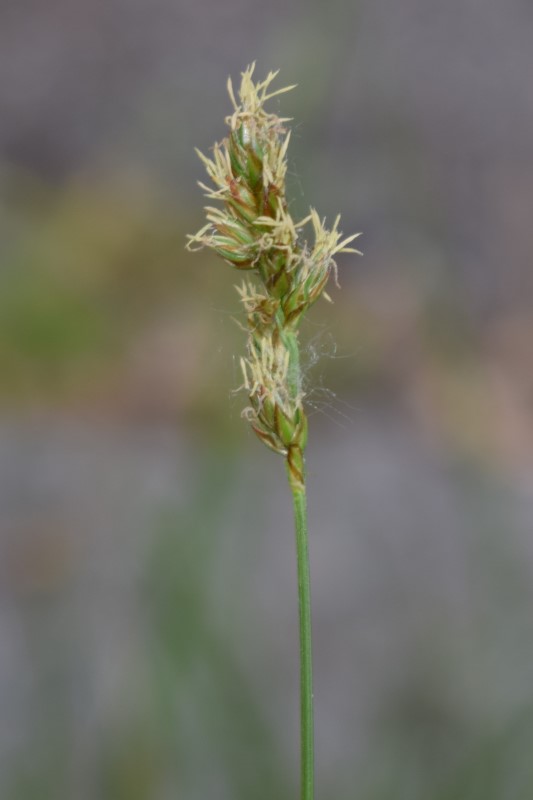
[225,64,297,126]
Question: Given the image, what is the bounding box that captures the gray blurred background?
[1,1,533,798]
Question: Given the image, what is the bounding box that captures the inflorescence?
[187,64,361,489]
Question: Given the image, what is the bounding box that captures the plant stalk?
[188,66,359,800]
[290,480,314,800]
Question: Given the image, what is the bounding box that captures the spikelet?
[187,63,361,489]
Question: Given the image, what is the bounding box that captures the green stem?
[290,479,314,800]
[283,329,302,402]
[283,328,314,798]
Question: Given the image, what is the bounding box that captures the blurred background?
[1,1,533,798]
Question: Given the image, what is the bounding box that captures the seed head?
[187,64,361,478]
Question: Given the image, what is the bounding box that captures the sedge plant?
[187,64,361,800]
